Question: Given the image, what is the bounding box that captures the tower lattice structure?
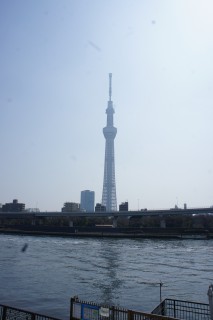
[102,73,117,211]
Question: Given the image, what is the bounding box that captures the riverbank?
[0,225,212,239]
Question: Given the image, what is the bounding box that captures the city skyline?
[1,1,213,211]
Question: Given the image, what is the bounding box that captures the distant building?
[80,190,95,212]
[95,203,106,212]
[61,202,80,212]
[119,202,128,211]
[2,199,25,212]
[25,208,40,213]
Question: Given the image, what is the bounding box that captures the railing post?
[31,312,36,320]
[70,297,74,320]
[173,300,176,319]
[160,300,165,316]
[70,296,79,320]
[128,310,133,320]
[208,284,213,320]
[2,306,7,320]
[111,306,115,320]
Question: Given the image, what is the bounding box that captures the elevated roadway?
[0,207,213,219]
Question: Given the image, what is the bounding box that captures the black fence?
[0,304,61,320]
[152,298,210,320]
[0,297,211,320]
[70,296,179,320]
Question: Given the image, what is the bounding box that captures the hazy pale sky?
[1,0,213,211]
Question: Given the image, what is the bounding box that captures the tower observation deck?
[102,73,117,211]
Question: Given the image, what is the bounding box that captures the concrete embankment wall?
[0,224,213,239]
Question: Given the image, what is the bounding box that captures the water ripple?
[0,235,212,319]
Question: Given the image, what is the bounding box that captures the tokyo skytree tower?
[102,73,117,211]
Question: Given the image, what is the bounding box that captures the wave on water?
[0,234,212,319]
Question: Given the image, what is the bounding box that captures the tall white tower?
[102,73,117,211]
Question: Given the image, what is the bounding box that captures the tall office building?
[102,73,117,211]
[80,190,95,212]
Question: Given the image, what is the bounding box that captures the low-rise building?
[119,202,128,211]
[2,199,25,212]
[61,202,80,212]
[95,203,106,212]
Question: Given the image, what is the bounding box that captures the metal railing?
[1,297,211,320]
[152,299,210,320]
[70,296,179,320]
[0,304,61,320]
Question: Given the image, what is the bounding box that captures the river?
[0,234,212,319]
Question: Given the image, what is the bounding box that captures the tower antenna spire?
[109,73,112,101]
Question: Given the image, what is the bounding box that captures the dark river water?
[0,234,212,319]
